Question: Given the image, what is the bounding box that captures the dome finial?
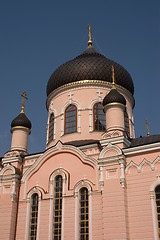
[146,120,150,136]
[20,91,28,113]
[87,24,92,47]
[112,65,116,89]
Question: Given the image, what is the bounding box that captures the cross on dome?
[20,91,28,113]
[87,24,92,47]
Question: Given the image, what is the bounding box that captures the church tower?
[10,91,31,154]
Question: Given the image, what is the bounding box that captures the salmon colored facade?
[0,41,160,240]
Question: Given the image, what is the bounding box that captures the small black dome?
[103,88,126,106]
[11,113,32,129]
[47,46,134,96]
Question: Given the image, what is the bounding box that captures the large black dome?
[47,46,134,96]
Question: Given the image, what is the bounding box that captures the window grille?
[49,114,54,143]
[155,185,160,238]
[80,188,89,240]
[93,103,106,131]
[65,105,77,134]
[29,193,39,240]
[53,176,63,240]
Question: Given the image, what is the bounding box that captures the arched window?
[53,175,63,240]
[65,104,77,134]
[155,185,160,238]
[49,113,54,143]
[124,110,130,137]
[80,188,89,240]
[93,103,106,131]
[29,193,39,240]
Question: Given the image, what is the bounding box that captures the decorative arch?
[49,169,67,197]
[22,141,98,200]
[27,187,42,201]
[0,163,16,176]
[126,157,160,174]
[102,130,121,140]
[99,143,122,159]
[74,180,92,196]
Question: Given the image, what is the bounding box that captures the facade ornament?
[68,92,74,104]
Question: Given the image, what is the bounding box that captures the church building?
[0,27,160,240]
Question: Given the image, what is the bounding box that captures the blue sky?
[0,1,160,155]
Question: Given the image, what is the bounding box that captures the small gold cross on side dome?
[20,91,28,113]
[112,65,116,88]
[146,120,150,136]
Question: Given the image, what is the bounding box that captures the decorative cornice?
[46,80,134,110]
[11,126,31,134]
[2,155,22,165]
[100,135,131,147]
[123,142,160,156]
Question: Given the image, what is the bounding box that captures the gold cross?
[87,24,92,47]
[112,66,115,88]
[21,91,28,113]
[146,120,150,136]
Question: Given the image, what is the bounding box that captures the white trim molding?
[126,156,160,174]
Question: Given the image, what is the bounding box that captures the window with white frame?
[64,104,77,134]
[124,110,130,137]
[29,193,39,240]
[79,187,89,240]
[53,175,63,240]
[93,102,106,131]
[155,185,160,238]
[49,113,54,143]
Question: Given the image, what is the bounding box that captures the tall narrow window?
[93,103,106,131]
[53,176,63,240]
[155,185,160,238]
[49,113,54,143]
[124,110,130,137]
[80,188,89,240]
[29,193,39,240]
[65,104,77,134]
